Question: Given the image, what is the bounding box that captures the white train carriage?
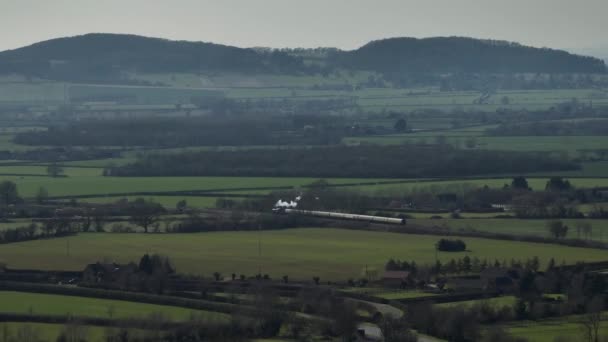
[284,209,405,225]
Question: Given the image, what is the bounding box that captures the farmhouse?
[481,267,518,293]
[83,262,138,285]
[381,271,411,288]
[445,277,484,292]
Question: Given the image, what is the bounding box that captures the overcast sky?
[1,0,607,53]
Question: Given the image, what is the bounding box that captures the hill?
[0,34,605,83]
[330,37,607,74]
[0,33,306,81]
[569,46,608,65]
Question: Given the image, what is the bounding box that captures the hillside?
[569,46,608,64]
[330,37,607,74]
[0,33,306,81]
[0,34,605,84]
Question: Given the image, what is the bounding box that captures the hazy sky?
[1,0,607,52]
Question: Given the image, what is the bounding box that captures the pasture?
[0,291,225,321]
[1,75,606,113]
[437,296,517,308]
[0,322,107,342]
[345,134,608,154]
[410,219,608,241]
[340,286,437,300]
[0,228,606,281]
[3,162,608,203]
[504,316,608,342]
[357,177,608,194]
[0,173,390,198]
[82,195,225,209]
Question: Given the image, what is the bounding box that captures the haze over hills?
[0,33,605,83]
[0,33,306,81]
[568,46,608,64]
[333,37,607,74]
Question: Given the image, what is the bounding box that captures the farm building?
[83,262,138,286]
[381,271,411,288]
[445,277,484,292]
[481,267,519,293]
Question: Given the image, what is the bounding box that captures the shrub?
[436,239,466,252]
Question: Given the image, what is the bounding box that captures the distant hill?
[0,34,604,83]
[330,37,607,74]
[0,33,306,81]
[568,46,608,65]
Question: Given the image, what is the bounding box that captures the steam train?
[274,207,406,225]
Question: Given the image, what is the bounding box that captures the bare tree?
[0,324,11,342]
[380,317,418,342]
[584,222,593,240]
[15,324,40,342]
[47,162,64,178]
[546,220,568,239]
[128,198,165,233]
[57,321,89,342]
[581,296,604,342]
[35,186,49,204]
[92,208,108,232]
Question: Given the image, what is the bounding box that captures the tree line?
[0,33,315,82]
[405,259,607,342]
[487,119,608,136]
[330,37,606,75]
[238,176,604,220]
[14,115,361,148]
[0,148,117,162]
[106,145,578,178]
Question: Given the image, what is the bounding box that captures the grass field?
[410,218,608,241]
[504,315,608,342]
[437,296,517,308]
[82,195,226,209]
[2,75,606,113]
[356,177,608,194]
[345,134,608,154]
[0,218,39,231]
[0,228,606,281]
[133,70,379,88]
[527,161,608,178]
[0,81,66,104]
[3,163,607,200]
[340,287,437,300]
[0,165,103,177]
[372,290,438,300]
[0,322,108,342]
[0,174,390,198]
[0,291,226,321]
[0,134,41,152]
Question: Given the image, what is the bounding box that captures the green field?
[0,218,39,231]
[504,316,608,342]
[0,81,66,104]
[373,290,438,300]
[0,322,108,342]
[0,165,103,177]
[0,134,41,152]
[0,228,606,281]
[3,163,606,201]
[340,287,437,300]
[133,70,379,88]
[0,291,225,321]
[437,296,517,308]
[83,195,226,209]
[356,177,608,194]
[0,174,389,198]
[345,134,608,154]
[2,75,606,113]
[410,218,608,241]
